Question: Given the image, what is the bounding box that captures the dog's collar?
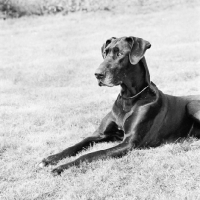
[120,85,149,100]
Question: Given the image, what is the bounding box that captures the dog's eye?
[117,52,123,57]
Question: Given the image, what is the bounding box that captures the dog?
[39,36,200,176]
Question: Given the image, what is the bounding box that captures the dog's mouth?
[98,81,104,86]
[98,81,112,87]
[98,79,122,87]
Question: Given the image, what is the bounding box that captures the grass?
[1,0,198,18]
[1,2,200,200]
[0,0,116,18]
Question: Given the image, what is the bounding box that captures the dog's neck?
[120,59,149,98]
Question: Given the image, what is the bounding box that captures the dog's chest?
[112,106,127,128]
[112,92,157,131]
[112,97,137,129]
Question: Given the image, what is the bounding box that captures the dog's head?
[95,36,151,87]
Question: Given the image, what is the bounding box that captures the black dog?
[39,36,200,175]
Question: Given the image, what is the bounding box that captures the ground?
[0,2,200,200]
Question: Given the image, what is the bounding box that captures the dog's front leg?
[51,138,133,176]
[39,135,115,167]
[39,112,120,167]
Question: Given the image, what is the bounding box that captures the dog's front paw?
[51,162,74,176]
[38,159,50,168]
[51,167,64,176]
[39,155,60,168]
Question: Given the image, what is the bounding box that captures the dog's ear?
[126,37,151,65]
[101,37,116,58]
[126,37,151,85]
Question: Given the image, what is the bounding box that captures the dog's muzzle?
[95,72,105,80]
[94,66,106,86]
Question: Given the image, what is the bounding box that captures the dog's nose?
[95,72,105,79]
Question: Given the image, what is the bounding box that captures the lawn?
[0,1,200,199]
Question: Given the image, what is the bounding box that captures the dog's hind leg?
[187,101,200,123]
[186,101,200,137]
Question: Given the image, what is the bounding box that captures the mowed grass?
[1,3,200,200]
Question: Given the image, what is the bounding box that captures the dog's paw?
[38,155,60,168]
[38,159,49,168]
[51,167,63,176]
[38,158,53,168]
